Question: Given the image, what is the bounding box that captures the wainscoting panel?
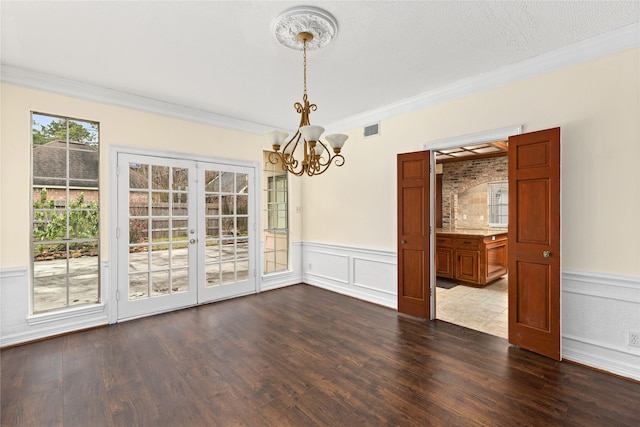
[1,265,109,347]
[353,257,396,295]
[302,242,397,308]
[561,270,640,380]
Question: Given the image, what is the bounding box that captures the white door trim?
[108,145,260,324]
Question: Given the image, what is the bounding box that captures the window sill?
[27,303,106,326]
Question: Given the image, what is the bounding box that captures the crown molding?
[0,65,273,135]
[326,22,640,133]
[2,23,638,135]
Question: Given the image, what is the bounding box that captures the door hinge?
[116,227,120,239]
[116,164,120,176]
[116,289,120,301]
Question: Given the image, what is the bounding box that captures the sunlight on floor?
[435,276,508,339]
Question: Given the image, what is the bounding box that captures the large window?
[263,152,288,273]
[31,112,100,313]
[488,181,508,228]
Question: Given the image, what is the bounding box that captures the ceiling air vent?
[364,122,380,138]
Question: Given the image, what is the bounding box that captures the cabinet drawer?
[455,238,480,250]
[435,237,453,248]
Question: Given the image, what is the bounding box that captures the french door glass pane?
[128,162,191,301]
[204,169,251,289]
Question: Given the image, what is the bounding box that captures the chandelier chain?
[303,38,308,99]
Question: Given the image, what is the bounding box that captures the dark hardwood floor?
[2,284,639,426]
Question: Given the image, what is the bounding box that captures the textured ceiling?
[2,1,639,133]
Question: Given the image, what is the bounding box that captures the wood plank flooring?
[2,284,639,426]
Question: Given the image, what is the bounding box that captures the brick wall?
[440,156,508,230]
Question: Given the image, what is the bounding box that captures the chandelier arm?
[331,154,345,167]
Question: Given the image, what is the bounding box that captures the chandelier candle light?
[266,6,348,176]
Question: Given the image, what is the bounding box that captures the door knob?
[543,250,551,258]
[401,240,407,244]
[189,238,196,244]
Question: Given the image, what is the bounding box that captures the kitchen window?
[488,181,508,228]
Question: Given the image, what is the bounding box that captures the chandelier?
[266,7,348,177]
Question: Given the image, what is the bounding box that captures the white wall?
[303,48,640,277]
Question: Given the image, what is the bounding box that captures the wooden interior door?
[508,128,561,360]
[397,151,431,318]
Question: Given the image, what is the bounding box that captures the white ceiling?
[2,1,639,134]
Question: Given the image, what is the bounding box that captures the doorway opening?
[426,126,521,339]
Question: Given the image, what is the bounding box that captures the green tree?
[32,118,98,145]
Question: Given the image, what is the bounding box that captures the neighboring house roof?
[33,140,99,188]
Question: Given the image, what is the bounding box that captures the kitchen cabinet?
[435,236,454,278]
[436,230,508,286]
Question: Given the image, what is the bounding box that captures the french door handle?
[189,239,197,244]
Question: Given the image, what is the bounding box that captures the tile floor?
[435,275,508,339]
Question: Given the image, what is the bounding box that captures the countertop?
[436,228,508,237]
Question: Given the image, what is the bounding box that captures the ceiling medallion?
[271,6,338,51]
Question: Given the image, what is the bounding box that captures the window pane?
[262,151,288,273]
[31,113,101,313]
[206,218,220,239]
[172,167,188,190]
[151,271,170,296]
[237,195,248,215]
[237,238,249,261]
[33,145,67,182]
[221,262,235,284]
[129,218,149,244]
[151,247,170,269]
[206,194,220,213]
[205,170,220,192]
[236,173,248,193]
[237,261,249,281]
[68,119,99,145]
[206,264,220,287]
[172,244,189,268]
[221,195,234,215]
[69,146,99,183]
[220,172,234,193]
[129,273,149,300]
[129,163,149,189]
[152,166,170,190]
[68,246,99,306]
[237,217,248,236]
[172,269,189,293]
[130,192,149,216]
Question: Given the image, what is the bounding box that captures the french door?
[116,153,256,320]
